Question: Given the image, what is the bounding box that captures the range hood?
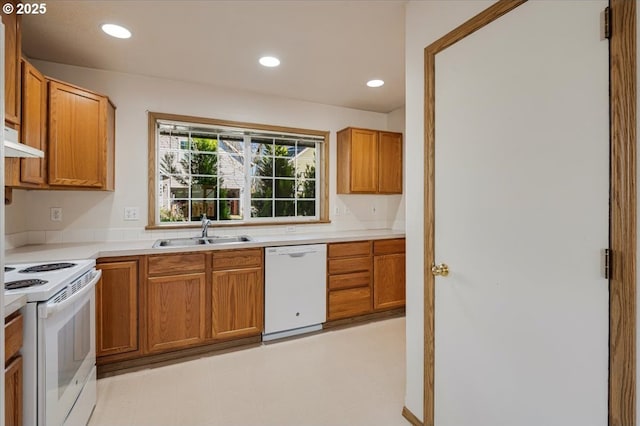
[4,126,44,158]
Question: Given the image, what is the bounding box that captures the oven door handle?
[38,270,102,319]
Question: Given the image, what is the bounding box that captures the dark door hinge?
[604,6,611,39]
[603,248,611,280]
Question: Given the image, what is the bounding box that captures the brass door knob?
[431,263,449,277]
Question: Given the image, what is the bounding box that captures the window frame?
[147,112,330,229]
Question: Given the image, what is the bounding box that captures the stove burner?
[4,267,15,272]
[5,278,48,290]
[19,262,77,273]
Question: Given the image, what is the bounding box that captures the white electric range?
[5,259,101,426]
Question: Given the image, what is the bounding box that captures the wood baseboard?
[323,307,405,330]
[402,406,423,426]
[97,335,261,378]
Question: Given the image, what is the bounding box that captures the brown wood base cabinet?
[327,241,373,321]
[212,249,264,340]
[143,249,264,356]
[373,239,406,310]
[96,260,139,363]
[146,252,207,353]
[327,238,406,321]
[5,312,23,426]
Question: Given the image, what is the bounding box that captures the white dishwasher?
[263,244,327,341]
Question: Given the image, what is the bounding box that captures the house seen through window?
[151,114,327,226]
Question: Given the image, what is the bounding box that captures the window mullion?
[243,135,252,221]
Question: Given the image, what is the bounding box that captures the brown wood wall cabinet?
[327,238,406,321]
[48,79,115,190]
[3,11,116,194]
[2,0,21,128]
[96,260,140,361]
[5,312,24,426]
[5,58,47,188]
[336,127,403,194]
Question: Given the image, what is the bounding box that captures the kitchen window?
[148,112,329,227]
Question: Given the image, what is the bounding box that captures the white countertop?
[5,229,405,263]
[4,294,27,318]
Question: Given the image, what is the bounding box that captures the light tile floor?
[88,318,408,426]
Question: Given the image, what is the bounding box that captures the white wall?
[5,61,405,245]
[387,106,406,230]
[404,0,495,420]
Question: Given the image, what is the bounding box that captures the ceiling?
[21,1,406,113]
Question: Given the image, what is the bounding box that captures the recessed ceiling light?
[259,56,280,67]
[366,79,385,88]
[101,24,132,39]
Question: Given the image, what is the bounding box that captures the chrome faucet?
[201,214,211,238]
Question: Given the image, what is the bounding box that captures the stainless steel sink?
[152,235,251,248]
[206,235,252,244]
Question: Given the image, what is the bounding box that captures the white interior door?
[433,2,609,425]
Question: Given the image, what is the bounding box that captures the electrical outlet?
[286,226,296,233]
[371,205,377,215]
[344,207,351,215]
[334,206,341,216]
[124,207,140,221]
[50,207,62,222]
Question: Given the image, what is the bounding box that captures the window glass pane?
[275,179,295,198]
[191,183,217,199]
[252,155,273,179]
[251,178,273,198]
[275,200,295,217]
[273,139,296,158]
[251,138,273,157]
[251,200,272,218]
[190,200,217,221]
[274,157,295,178]
[296,201,315,217]
[160,200,188,222]
[190,137,218,153]
[220,199,242,220]
[297,179,316,199]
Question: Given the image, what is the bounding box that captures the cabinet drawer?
[328,287,372,320]
[5,313,23,364]
[373,238,406,255]
[328,271,370,291]
[328,256,370,275]
[148,253,205,276]
[212,248,263,271]
[328,241,371,259]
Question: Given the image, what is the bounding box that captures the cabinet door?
[373,253,406,310]
[20,59,47,185]
[328,287,372,320]
[147,273,206,353]
[211,268,263,340]
[2,1,21,126]
[146,273,206,352]
[5,355,22,426]
[350,128,378,192]
[96,261,138,358]
[378,132,402,193]
[48,80,107,188]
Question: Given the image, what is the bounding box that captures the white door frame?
[421,1,636,425]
